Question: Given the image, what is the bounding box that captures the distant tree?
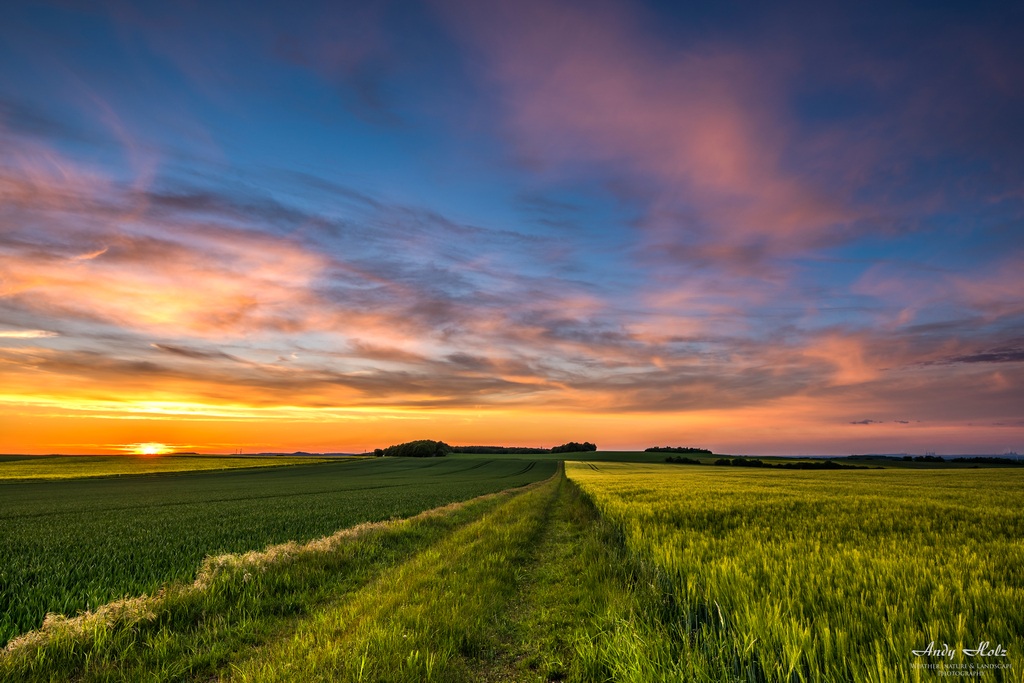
[379,440,452,458]
[730,458,765,467]
[951,457,1023,466]
[449,446,552,454]
[550,441,597,454]
[374,448,384,457]
[646,446,713,455]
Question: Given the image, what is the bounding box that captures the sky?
[1,0,1022,455]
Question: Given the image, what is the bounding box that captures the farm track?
[467,472,625,683]
[222,465,651,683]
[222,468,566,682]
[0,466,579,683]
[0,458,558,645]
[0,462,652,683]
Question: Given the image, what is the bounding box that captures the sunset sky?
[1,0,1022,455]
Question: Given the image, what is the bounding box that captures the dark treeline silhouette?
[899,454,1022,465]
[374,440,451,458]
[449,446,552,454]
[551,442,597,453]
[452,444,598,454]
[714,458,874,470]
[377,441,598,456]
[664,456,702,465]
[950,456,1022,466]
[646,446,713,455]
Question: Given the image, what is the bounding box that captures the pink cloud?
[436,0,852,244]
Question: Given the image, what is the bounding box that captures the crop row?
[0,457,556,646]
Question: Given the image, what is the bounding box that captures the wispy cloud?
[0,330,58,338]
[0,0,1022,453]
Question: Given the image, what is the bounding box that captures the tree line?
[373,440,452,458]
[645,446,713,454]
[374,440,598,457]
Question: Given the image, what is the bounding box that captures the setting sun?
[127,443,173,456]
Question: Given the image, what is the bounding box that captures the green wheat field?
[0,454,1020,682]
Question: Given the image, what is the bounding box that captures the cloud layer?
[0,0,1022,453]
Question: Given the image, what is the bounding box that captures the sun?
[131,442,173,456]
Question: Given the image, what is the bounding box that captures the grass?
[0,454,341,480]
[0,457,555,647]
[566,461,1024,682]
[5,457,1020,681]
[1,464,678,683]
[0,479,541,683]
[224,466,565,682]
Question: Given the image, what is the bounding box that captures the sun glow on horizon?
[124,442,174,456]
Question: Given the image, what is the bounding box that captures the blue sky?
[1,0,1022,454]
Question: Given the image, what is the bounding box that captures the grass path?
[0,478,549,682]
[1,464,676,683]
[468,474,659,683]
[224,468,564,682]
[225,468,674,683]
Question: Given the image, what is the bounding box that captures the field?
[448,450,1014,469]
[2,457,1021,682]
[566,461,1024,682]
[0,454,340,480]
[0,457,555,647]
[2,463,650,683]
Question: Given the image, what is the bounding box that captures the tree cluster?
[950,456,1022,466]
[373,440,451,458]
[713,458,872,470]
[664,456,702,465]
[448,446,552,454]
[550,441,597,454]
[645,446,713,455]
[374,440,597,456]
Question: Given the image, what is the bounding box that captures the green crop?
[566,461,1024,682]
[0,454,340,480]
[0,457,555,646]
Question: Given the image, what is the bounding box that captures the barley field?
[566,461,1024,682]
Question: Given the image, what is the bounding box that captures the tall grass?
[566,462,1024,682]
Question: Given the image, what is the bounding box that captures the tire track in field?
[445,459,496,473]
[507,461,536,477]
[0,464,542,521]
